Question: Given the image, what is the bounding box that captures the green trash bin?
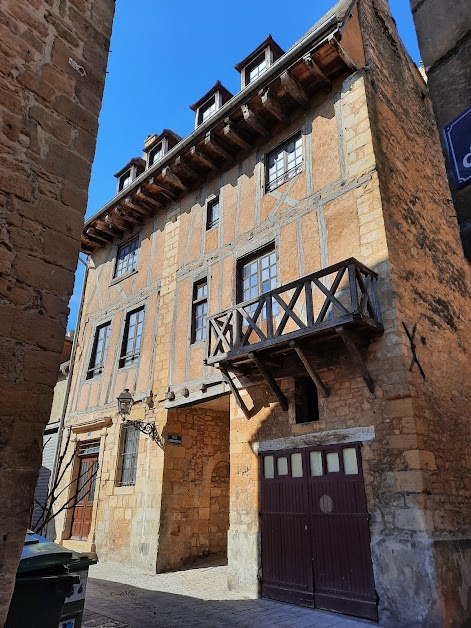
[59,551,97,628]
[5,531,96,628]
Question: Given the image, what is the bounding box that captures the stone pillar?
[0,1,114,623]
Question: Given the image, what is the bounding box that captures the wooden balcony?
[205,259,383,416]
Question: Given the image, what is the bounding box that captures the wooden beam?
[205,132,233,160]
[124,196,151,216]
[259,88,287,121]
[162,167,189,192]
[174,156,201,181]
[85,232,108,246]
[86,226,113,244]
[135,187,163,209]
[241,104,270,138]
[220,366,251,420]
[336,326,374,393]
[107,212,132,232]
[190,146,218,171]
[249,352,289,411]
[114,207,143,225]
[96,220,124,239]
[223,119,252,151]
[280,70,309,105]
[290,341,330,397]
[147,177,178,200]
[81,241,95,254]
[302,53,331,88]
[328,34,358,69]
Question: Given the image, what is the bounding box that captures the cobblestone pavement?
[83,559,376,628]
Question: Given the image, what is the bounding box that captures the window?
[148,142,163,167]
[199,96,217,125]
[206,196,220,230]
[118,424,140,486]
[191,279,208,343]
[266,133,303,192]
[239,246,277,318]
[118,169,133,192]
[87,322,111,379]
[115,237,139,278]
[246,53,267,85]
[295,378,320,424]
[119,307,144,367]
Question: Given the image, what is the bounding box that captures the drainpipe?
[49,255,90,494]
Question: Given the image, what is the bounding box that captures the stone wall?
[409,0,471,259]
[0,0,114,623]
[157,405,230,571]
[358,0,471,624]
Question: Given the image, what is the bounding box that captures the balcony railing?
[206,258,383,366]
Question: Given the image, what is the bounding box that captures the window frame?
[191,278,208,344]
[118,168,133,192]
[114,235,139,280]
[147,141,164,167]
[237,243,277,304]
[197,94,218,126]
[119,306,145,368]
[117,424,140,487]
[206,196,220,230]
[244,52,268,86]
[265,131,303,193]
[86,321,111,380]
[294,377,320,424]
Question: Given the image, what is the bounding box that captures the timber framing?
[81,9,361,254]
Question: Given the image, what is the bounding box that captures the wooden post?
[250,352,289,411]
[290,341,329,397]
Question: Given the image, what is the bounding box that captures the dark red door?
[260,450,313,606]
[260,444,377,621]
[71,455,98,540]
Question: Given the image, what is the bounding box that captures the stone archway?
[209,460,230,555]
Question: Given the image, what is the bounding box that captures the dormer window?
[190,81,233,129]
[119,169,132,192]
[148,142,163,167]
[143,130,182,169]
[114,158,145,195]
[246,54,267,85]
[235,35,284,89]
[200,96,218,125]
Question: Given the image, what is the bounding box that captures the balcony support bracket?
[290,341,329,397]
[220,366,251,420]
[249,352,289,411]
[336,326,375,393]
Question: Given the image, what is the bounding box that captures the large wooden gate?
[260,443,377,621]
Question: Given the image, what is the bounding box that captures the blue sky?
[68,0,420,329]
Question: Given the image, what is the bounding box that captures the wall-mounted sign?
[444,106,471,189]
[167,434,182,445]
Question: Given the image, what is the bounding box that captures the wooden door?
[306,444,377,620]
[260,450,313,606]
[71,454,98,540]
[260,444,377,621]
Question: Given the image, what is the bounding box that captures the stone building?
[0,0,114,623]
[55,0,471,625]
[409,0,471,260]
[31,331,74,535]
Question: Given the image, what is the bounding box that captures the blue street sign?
[444,106,471,189]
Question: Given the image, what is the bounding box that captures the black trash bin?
[5,531,96,628]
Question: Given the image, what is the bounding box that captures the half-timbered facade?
[55,1,471,625]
